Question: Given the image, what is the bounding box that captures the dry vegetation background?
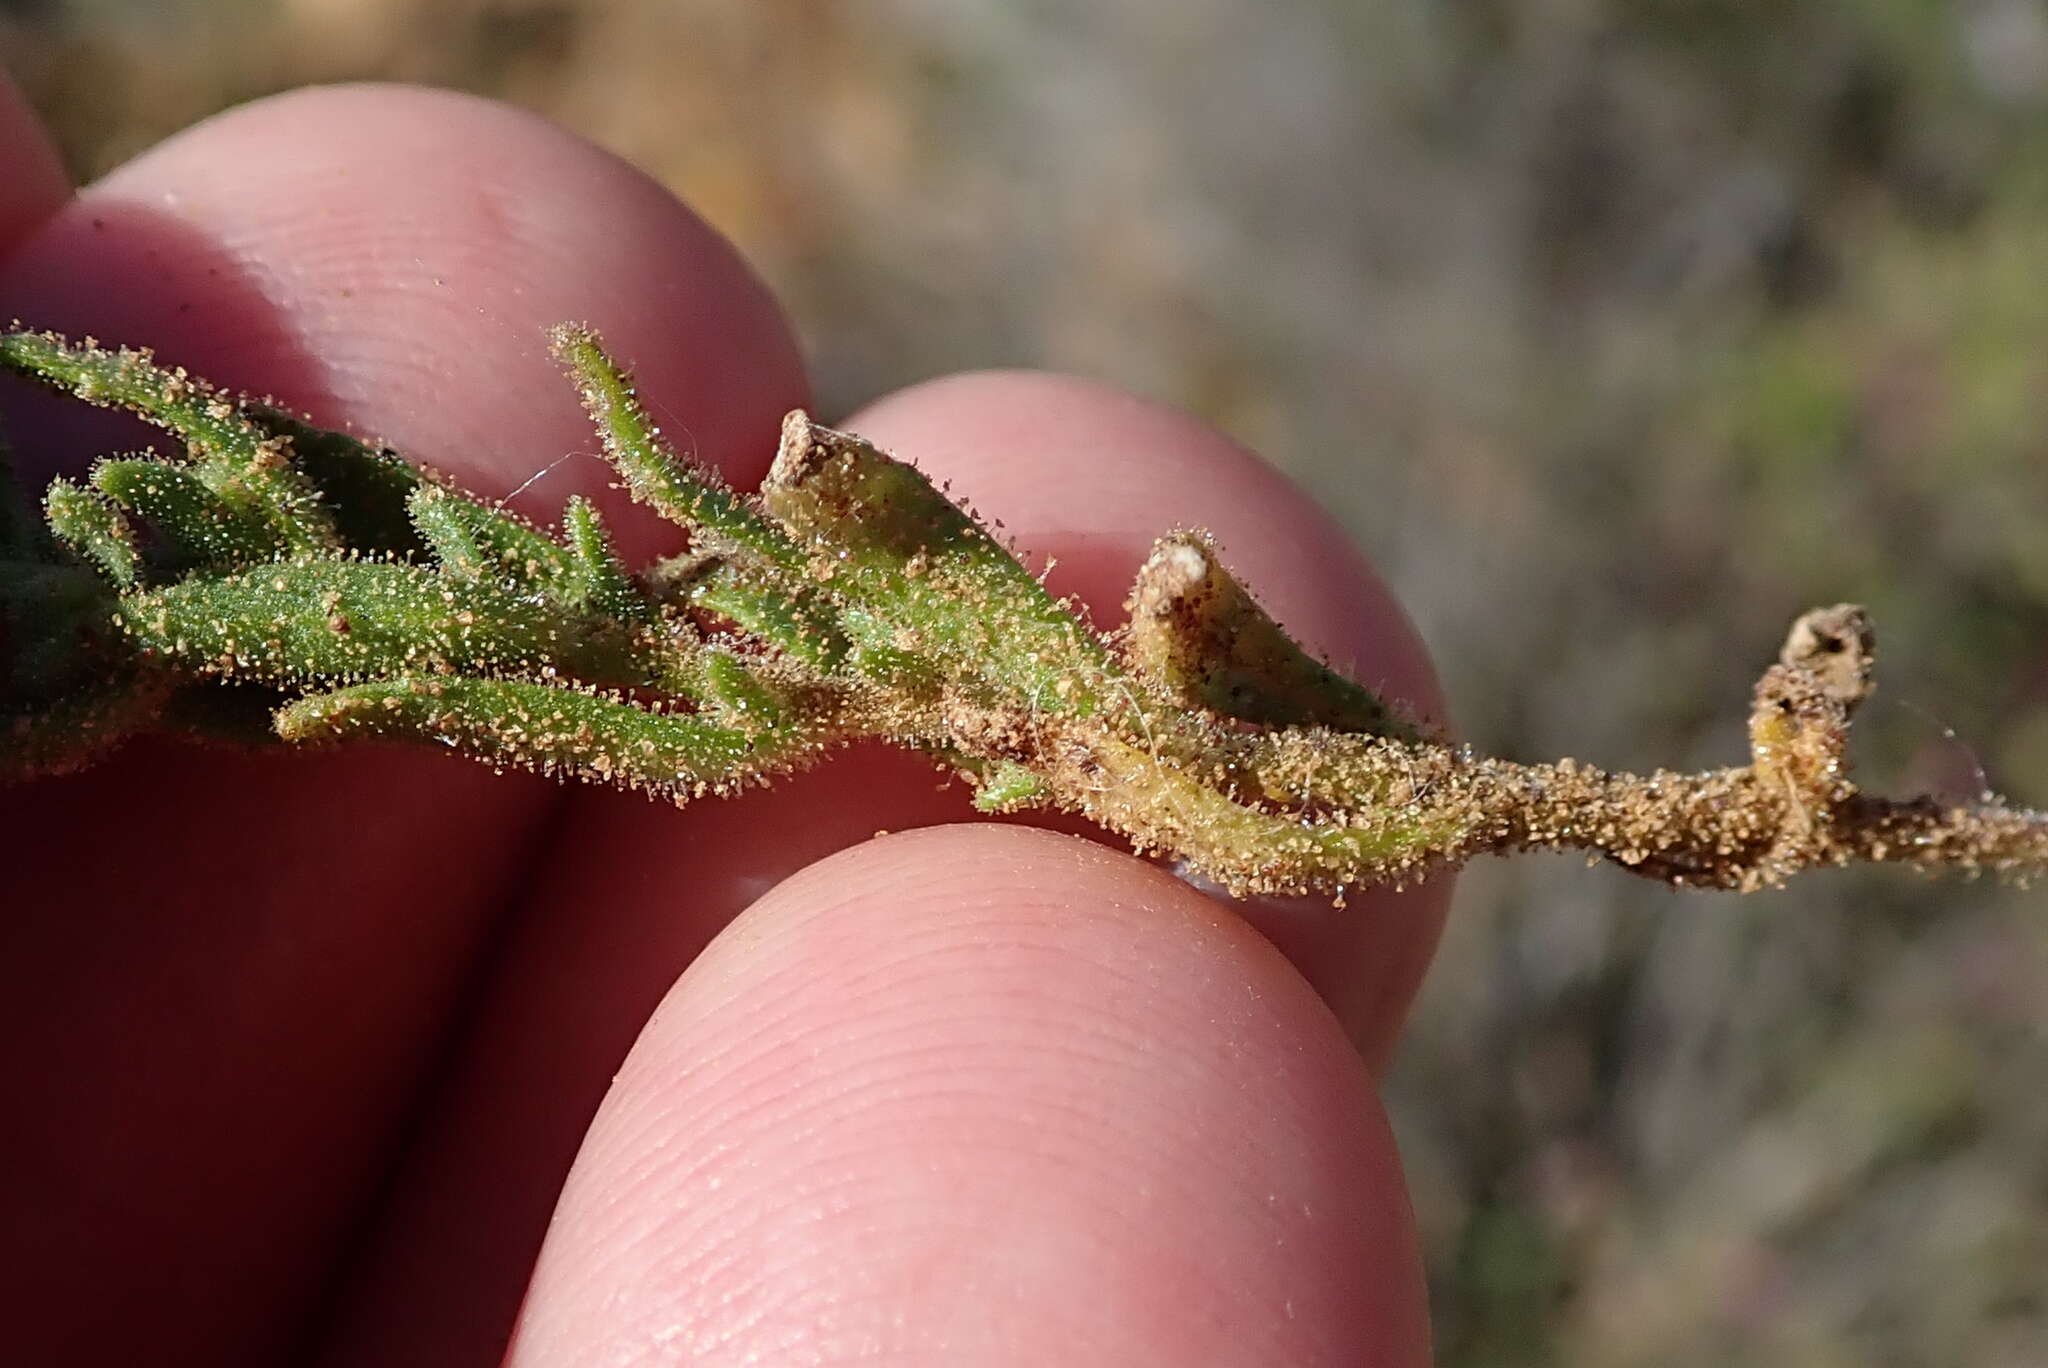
[7,0,2048,1362]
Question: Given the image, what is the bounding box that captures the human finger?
[320,370,1447,1364]
[0,83,805,1367]
[510,826,1433,1368]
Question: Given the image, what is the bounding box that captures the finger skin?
[0,80,1445,1368]
[321,375,1447,1365]
[0,84,805,1367]
[509,825,1432,1368]
[0,64,68,254]
[1,744,535,1365]
[310,749,980,1368]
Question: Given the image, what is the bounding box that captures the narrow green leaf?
[549,324,801,568]
[562,496,649,622]
[274,675,806,798]
[95,457,285,567]
[761,413,1115,710]
[0,330,339,554]
[685,557,849,671]
[115,559,648,687]
[700,650,787,730]
[407,484,576,588]
[972,759,1052,813]
[44,479,139,586]
[1126,533,1424,740]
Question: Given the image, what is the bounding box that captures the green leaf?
[407,483,576,588]
[94,457,287,568]
[44,479,139,587]
[971,759,1052,813]
[1077,733,1471,896]
[761,414,1115,710]
[700,649,788,731]
[0,330,339,555]
[1126,533,1424,740]
[683,556,849,672]
[274,674,808,797]
[562,496,649,622]
[550,324,802,569]
[115,559,649,687]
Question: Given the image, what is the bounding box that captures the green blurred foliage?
[4,1,2045,1361]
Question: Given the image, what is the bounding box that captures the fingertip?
[0,65,68,254]
[0,84,811,1359]
[1,82,805,561]
[841,371,1451,1062]
[511,826,1430,1367]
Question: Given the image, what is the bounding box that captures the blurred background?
[5,0,2045,1361]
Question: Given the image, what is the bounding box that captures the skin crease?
[0,80,1440,1366]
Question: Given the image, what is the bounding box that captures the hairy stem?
[1,324,2040,900]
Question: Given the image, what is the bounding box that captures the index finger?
[0,83,807,1367]
[327,372,1451,1362]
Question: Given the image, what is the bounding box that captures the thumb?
[508,825,1430,1367]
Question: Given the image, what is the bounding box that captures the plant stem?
[1,325,2040,900]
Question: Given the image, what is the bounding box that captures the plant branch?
[1,324,2041,898]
